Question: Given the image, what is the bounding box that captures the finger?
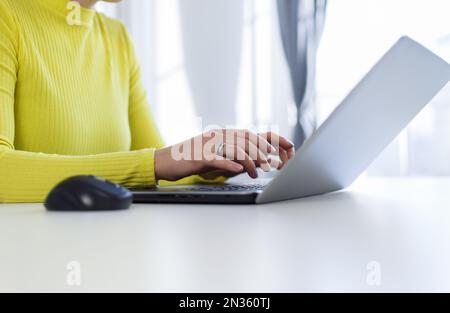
[209,157,244,174]
[224,144,258,179]
[200,170,241,180]
[261,132,295,152]
[267,156,282,169]
[278,147,289,170]
[229,136,271,172]
[247,141,271,172]
[287,146,296,159]
[232,129,276,154]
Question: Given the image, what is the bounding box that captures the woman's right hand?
[155,129,295,181]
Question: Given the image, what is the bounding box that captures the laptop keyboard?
[183,184,266,192]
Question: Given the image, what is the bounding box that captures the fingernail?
[262,163,271,172]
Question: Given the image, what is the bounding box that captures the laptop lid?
[257,36,450,204]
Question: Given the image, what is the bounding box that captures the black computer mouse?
[45,176,133,211]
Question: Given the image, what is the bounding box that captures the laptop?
[133,36,450,204]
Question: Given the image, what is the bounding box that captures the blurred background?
[97,0,450,177]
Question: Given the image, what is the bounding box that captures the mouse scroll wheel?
[80,194,94,207]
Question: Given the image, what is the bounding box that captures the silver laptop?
[133,36,450,204]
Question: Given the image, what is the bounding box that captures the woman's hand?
[155,129,295,181]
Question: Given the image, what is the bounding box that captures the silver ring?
[216,142,225,157]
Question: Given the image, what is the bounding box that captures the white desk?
[1,177,450,292]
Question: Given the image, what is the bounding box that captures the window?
[317,0,450,176]
[100,0,450,176]
[98,0,292,145]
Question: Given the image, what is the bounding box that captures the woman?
[0,0,295,203]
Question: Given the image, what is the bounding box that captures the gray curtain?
[277,0,327,146]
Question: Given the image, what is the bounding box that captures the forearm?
[155,147,227,185]
[0,146,156,203]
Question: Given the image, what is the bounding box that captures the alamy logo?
[366,261,382,286]
[66,261,82,286]
[66,1,81,26]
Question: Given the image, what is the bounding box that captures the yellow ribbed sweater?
[0,0,197,203]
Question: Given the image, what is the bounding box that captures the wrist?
[155,147,172,181]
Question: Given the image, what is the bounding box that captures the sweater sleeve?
[0,8,156,204]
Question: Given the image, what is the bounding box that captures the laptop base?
[132,189,259,204]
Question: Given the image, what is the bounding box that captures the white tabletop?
[1,177,449,293]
